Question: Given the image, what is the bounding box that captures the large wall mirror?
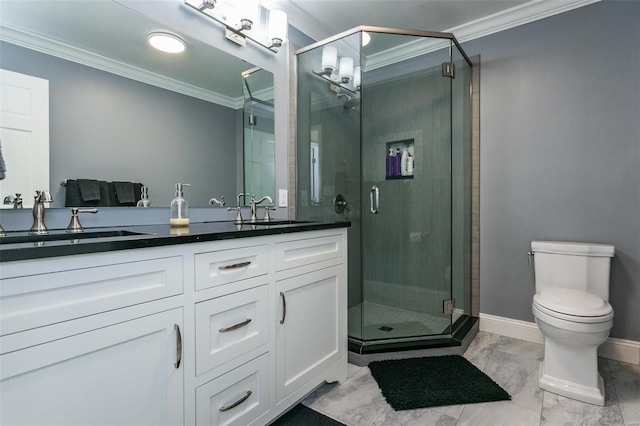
[0,0,275,208]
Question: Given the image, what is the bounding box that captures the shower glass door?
[359,32,454,343]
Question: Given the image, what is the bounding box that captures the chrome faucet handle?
[227,206,243,224]
[209,196,225,207]
[13,193,23,209]
[0,223,5,237]
[29,190,53,235]
[263,207,276,222]
[67,208,99,233]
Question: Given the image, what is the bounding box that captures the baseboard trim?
[479,313,640,365]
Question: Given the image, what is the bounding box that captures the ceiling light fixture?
[147,32,186,53]
[184,0,287,53]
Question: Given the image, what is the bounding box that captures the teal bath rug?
[368,355,511,410]
[270,404,346,426]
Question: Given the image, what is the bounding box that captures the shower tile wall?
[361,64,452,318]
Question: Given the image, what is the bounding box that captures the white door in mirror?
[0,69,49,209]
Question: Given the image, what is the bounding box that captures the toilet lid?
[534,288,613,317]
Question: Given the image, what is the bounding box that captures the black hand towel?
[77,179,101,202]
[113,181,136,205]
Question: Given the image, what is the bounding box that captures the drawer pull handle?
[218,318,252,333]
[174,324,182,369]
[280,292,287,324]
[218,261,251,271]
[219,390,252,412]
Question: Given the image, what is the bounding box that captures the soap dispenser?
[136,186,151,208]
[170,183,191,227]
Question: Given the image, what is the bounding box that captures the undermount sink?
[250,220,309,226]
[0,230,150,245]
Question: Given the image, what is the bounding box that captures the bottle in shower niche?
[136,186,151,207]
[395,148,402,176]
[386,148,395,178]
[169,183,191,227]
[400,149,409,176]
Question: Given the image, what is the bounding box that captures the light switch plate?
[278,189,288,207]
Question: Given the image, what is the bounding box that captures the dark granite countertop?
[0,220,350,263]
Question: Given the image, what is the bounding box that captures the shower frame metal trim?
[295,25,473,67]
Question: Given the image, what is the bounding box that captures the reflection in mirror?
[0,0,275,208]
[243,68,275,204]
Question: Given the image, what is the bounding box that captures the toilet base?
[538,362,605,406]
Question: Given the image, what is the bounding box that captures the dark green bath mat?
[368,355,511,410]
[270,404,346,426]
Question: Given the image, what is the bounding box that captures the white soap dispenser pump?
[170,183,191,227]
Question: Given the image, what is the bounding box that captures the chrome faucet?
[209,196,225,207]
[29,190,53,235]
[250,195,274,222]
[3,193,23,209]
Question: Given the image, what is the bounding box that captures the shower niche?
[295,27,474,363]
[385,139,415,180]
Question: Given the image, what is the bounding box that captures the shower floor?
[348,301,451,341]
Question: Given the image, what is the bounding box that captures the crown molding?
[0,25,243,109]
[356,0,601,71]
[448,0,601,43]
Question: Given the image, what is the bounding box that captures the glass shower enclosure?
[295,27,474,357]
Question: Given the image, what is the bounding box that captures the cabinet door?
[0,308,184,426]
[276,265,345,402]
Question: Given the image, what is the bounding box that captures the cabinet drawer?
[194,245,269,291]
[0,256,183,336]
[196,354,269,426]
[275,233,344,272]
[195,285,269,376]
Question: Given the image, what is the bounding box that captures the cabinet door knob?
[174,324,182,369]
[219,390,252,412]
[218,261,251,271]
[279,292,287,325]
[218,318,252,333]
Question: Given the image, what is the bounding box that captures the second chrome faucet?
[227,193,275,224]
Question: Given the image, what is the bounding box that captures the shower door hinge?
[443,299,455,315]
[442,62,455,79]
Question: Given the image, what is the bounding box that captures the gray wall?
[462,1,640,341]
[1,41,239,208]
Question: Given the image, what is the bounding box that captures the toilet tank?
[531,241,615,301]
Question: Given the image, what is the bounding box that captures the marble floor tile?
[303,367,388,426]
[607,360,640,425]
[540,388,625,426]
[494,335,544,361]
[300,332,640,426]
[463,331,499,370]
[483,347,544,413]
[457,400,541,426]
[370,404,458,426]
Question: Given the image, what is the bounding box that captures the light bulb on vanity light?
[268,9,287,48]
[237,0,261,30]
[339,57,354,83]
[321,46,338,75]
[353,65,361,89]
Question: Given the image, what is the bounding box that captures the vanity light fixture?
[184,0,287,53]
[147,32,186,53]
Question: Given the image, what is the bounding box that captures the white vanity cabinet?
[0,247,186,426]
[274,233,347,405]
[0,226,348,426]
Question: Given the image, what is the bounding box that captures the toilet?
[530,240,615,406]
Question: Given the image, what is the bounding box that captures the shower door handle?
[370,186,380,214]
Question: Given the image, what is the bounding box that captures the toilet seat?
[533,289,613,323]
